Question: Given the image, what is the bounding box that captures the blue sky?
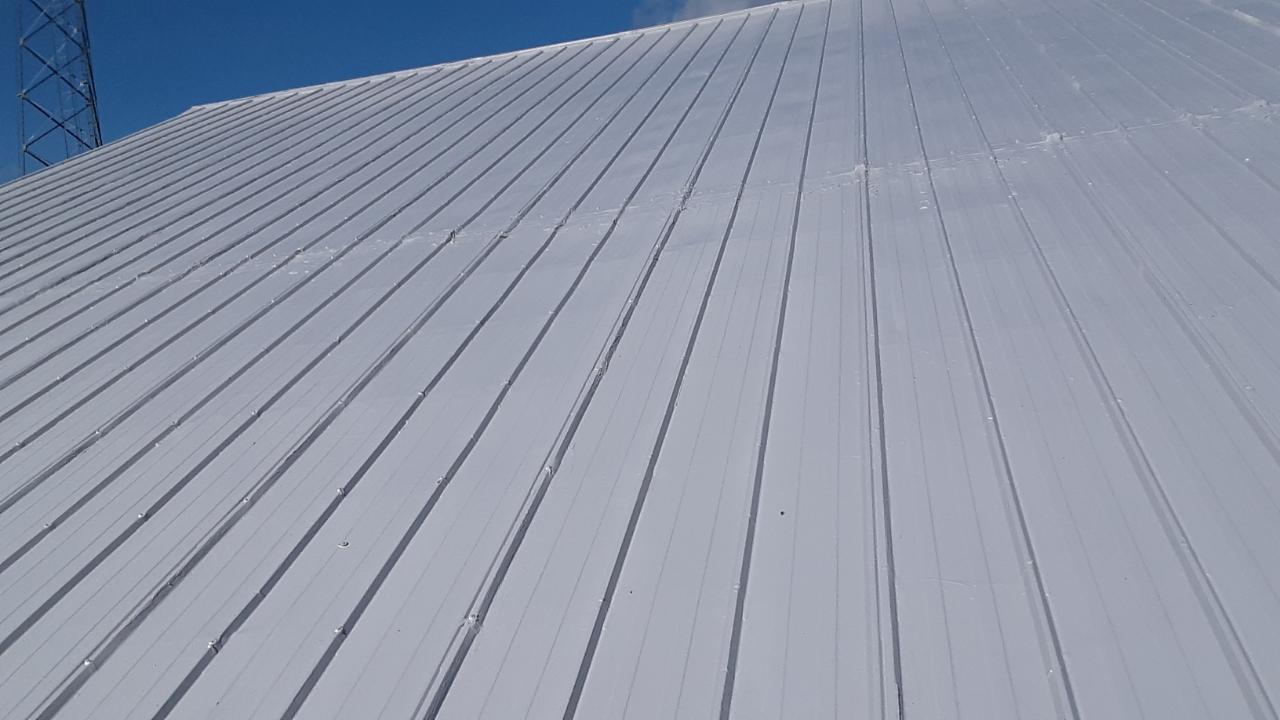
[1,0,769,184]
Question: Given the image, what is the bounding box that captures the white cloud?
[632,0,777,27]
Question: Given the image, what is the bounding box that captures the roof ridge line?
[188,0,813,111]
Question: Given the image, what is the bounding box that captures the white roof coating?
[2,0,1280,717]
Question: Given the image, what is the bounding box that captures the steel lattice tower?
[16,0,102,174]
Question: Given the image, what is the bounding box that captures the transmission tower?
[16,0,103,174]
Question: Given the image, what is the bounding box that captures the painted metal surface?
[1,0,1279,717]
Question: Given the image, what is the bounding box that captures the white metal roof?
[2,0,1280,717]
